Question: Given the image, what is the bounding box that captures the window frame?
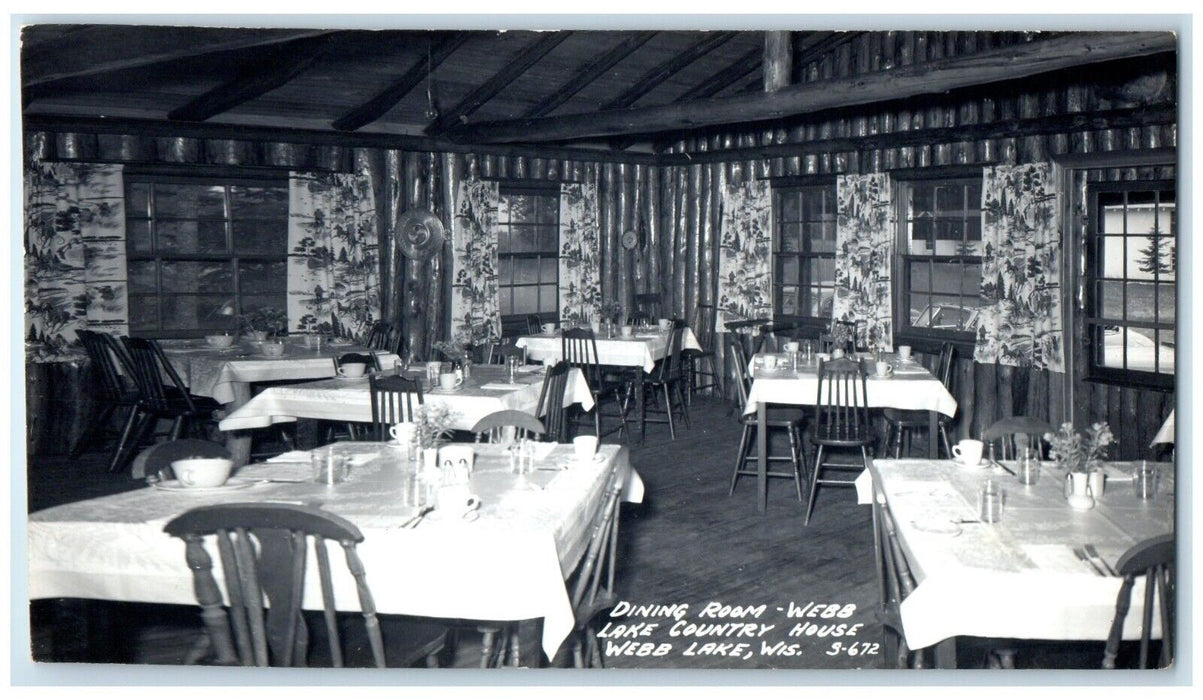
[495,181,560,332]
[124,170,289,339]
[771,176,838,334]
[1083,179,1176,390]
[893,171,984,351]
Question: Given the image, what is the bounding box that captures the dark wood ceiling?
[20,25,1177,152]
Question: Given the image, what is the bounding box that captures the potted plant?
[1045,421,1116,509]
[240,307,288,341]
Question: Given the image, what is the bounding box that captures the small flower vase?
[1088,467,1105,500]
[1067,472,1095,510]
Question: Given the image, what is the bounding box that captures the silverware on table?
[400,506,434,529]
[1073,546,1106,576]
[1084,544,1118,576]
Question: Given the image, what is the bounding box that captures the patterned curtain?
[717,179,772,333]
[287,172,380,341]
[559,180,601,324]
[24,162,128,362]
[975,163,1064,371]
[450,177,500,346]
[834,173,894,350]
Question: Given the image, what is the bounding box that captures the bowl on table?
[261,342,286,358]
[171,457,234,488]
[205,334,236,349]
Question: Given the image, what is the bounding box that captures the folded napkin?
[531,442,558,461]
[1020,544,1100,575]
[266,450,313,463]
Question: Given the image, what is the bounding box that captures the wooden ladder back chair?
[487,341,526,365]
[535,361,572,443]
[884,342,956,458]
[982,416,1056,461]
[633,292,662,319]
[561,327,603,386]
[635,322,690,440]
[164,503,446,667]
[100,333,149,472]
[805,357,873,526]
[365,321,402,355]
[367,375,424,441]
[526,314,544,335]
[470,409,547,443]
[71,330,139,461]
[567,475,625,668]
[873,496,925,669]
[683,303,721,401]
[1104,533,1174,669]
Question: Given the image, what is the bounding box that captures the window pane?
[127,261,157,294]
[806,223,836,253]
[780,257,799,285]
[539,257,558,283]
[154,183,226,219]
[780,223,802,253]
[508,195,537,224]
[240,294,287,318]
[156,220,227,254]
[910,186,934,217]
[497,227,512,254]
[128,220,153,253]
[1097,280,1123,320]
[127,296,158,332]
[908,219,934,255]
[512,226,537,253]
[229,186,287,219]
[1157,282,1175,323]
[779,286,798,315]
[514,259,539,285]
[161,261,233,294]
[539,285,557,314]
[536,225,558,252]
[232,220,287,255]
[239,261,287,296]
[1125,281,1158,322]
[162,295,233,331]
[497,257,513,285]
[127,183,151,218]
[513,286,538,314]
[499,289,513,316]
[780,192,800,221]
[536,196,557,224]
[909,261,932,294]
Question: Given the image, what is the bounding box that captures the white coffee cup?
[952,439,985,467]
[389,421,417,445]
[874,361,893,378]
[439,372,463,390]
[573,435,599,463]
[897,345,912,362]
[658,319,671,331]
[590,320,601,334]
[172,458,233,488]
[782,341,800,354]
[621,325,634,338]
[762,355,779,370]
[436,483,481,520]
[541,322,557,335]
[338,362,366,378]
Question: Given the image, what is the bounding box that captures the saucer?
[154,477,256,493]
[910,517,961,536]
[328,339,353,346]
[430,385,465,393]
[337,375,369,382]
[568,453,606,466]
[956,458,988,469]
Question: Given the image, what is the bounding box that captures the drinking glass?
[1133,461,1159,499]
[800,340,814,365]
[312,450,349,485]
[978,480,1006,523]
[1017,447,1040,485]
[507,355,521,383]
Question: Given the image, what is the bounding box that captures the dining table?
[218,364,595,437]
[28,441,644,665]
[158,337,400,465]
[743,352,958,512]
[516,326,702,442]
[854,458,1175,668]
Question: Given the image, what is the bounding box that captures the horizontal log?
[444,32,1176,144]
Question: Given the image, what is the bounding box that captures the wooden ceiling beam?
[524,31,658,118]
[22,26,335,88]
[423,31,572,136]
[443,32,1176,145]
[600,31,738,111]
[677,46,762,102]
[332,32,469,132]
[167,34,344,122]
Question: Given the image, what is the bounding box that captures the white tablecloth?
[857,459,1174,650]
[28,442,643,659]
[743,354,958,417]
[516,328,701,373]
[218,365,594,433]
[161,338,399,405]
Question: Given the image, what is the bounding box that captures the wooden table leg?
[224,382,254,466]
[927,410,939,459]
[636,370,646,444]
[757,401,768,513]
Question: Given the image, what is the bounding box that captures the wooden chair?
[526,314,544,335]
[365,321,403,356]
[128,438,230,482]
[883,343,957,458]
[470,409,546,443]
[873,494,926,669]
[163,503,447,667]
[565,475,625,667]
[71,330,141,467]
[982,416,1056,460]
[367,375,424,441]
[633,292,662,320]
[486,340,526,365]
[726,334,807,503]
[805,357,874,526]
[117,337,223,473]
[629,323,690,441]
[562,328,630,441]
[682,303,721,405]
[334,351,382,373]
[1103,533,1174,669]
[535,361,572,443]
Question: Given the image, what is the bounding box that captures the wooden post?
[763,31,793,93]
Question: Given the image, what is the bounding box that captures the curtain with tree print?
[834,173,894,351]
[974,162,1064,372]
[24,162,128,362]
[451,177,501,347]
[559,180,601,325]
[717,179,772,333]
[287,172,380,342]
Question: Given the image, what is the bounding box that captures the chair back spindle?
[367,375,424,440]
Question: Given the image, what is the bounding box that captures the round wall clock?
[621,230,638,250]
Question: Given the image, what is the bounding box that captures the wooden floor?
[24,396,1111,672]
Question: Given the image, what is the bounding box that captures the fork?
[1084,544,1118,576]
[1073,546,1106,576]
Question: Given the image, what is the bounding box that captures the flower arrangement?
[827,319,855,350]
[414,404,459,449]
[432,339,470,363]
[1044,422,1116,473]
[599,301,624,324]
[240,306,288,336]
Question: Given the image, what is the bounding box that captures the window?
[497,184,559,323]
[125,174,289,336]
[897,177,983,340]
[773,183,836,325]
[1086,181,1175,386]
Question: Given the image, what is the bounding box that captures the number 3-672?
[826,641,880,656]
